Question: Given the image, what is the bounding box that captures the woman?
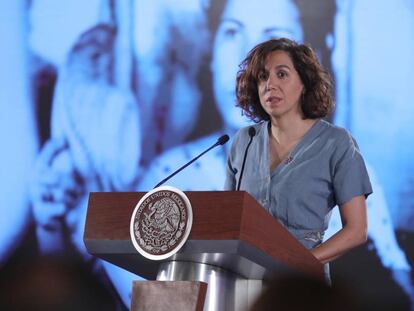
[137,0,334,190]
[226,38,372,275]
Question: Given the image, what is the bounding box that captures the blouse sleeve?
[223,130,243,191]
[332,131,373,206]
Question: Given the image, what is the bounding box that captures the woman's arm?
[311,195,368,264]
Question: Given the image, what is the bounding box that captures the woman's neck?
[269,116,318,145]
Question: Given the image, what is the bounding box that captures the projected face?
[210,0,303,131]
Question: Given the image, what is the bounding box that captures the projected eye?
[91,51,102,60]
[223,26,238,38]
[265,28,296,41]
[218,20,242,40]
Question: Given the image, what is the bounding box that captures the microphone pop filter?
[217,134,230,145]
[248,127,256,138]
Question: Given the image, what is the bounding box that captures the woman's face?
[211,0,303,131]
[258,50,304,120]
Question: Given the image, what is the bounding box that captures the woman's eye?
[277,71,287,78]
[258,72,268,81]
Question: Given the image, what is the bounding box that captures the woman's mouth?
[267,96,282,104]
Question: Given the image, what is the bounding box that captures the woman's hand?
[311,195,368,264]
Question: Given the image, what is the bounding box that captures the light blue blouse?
[225,119,373,249]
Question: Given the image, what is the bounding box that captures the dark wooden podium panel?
[84,191,324,281]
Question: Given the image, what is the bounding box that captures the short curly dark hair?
[236,38,334,122]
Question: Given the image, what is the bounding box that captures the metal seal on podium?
[130,186,193,260]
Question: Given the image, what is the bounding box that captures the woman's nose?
[266,74,277,91]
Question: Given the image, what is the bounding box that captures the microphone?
[153,134,230,188]
[236,127,256,191]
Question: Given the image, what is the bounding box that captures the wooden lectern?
[84,191,323,310]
